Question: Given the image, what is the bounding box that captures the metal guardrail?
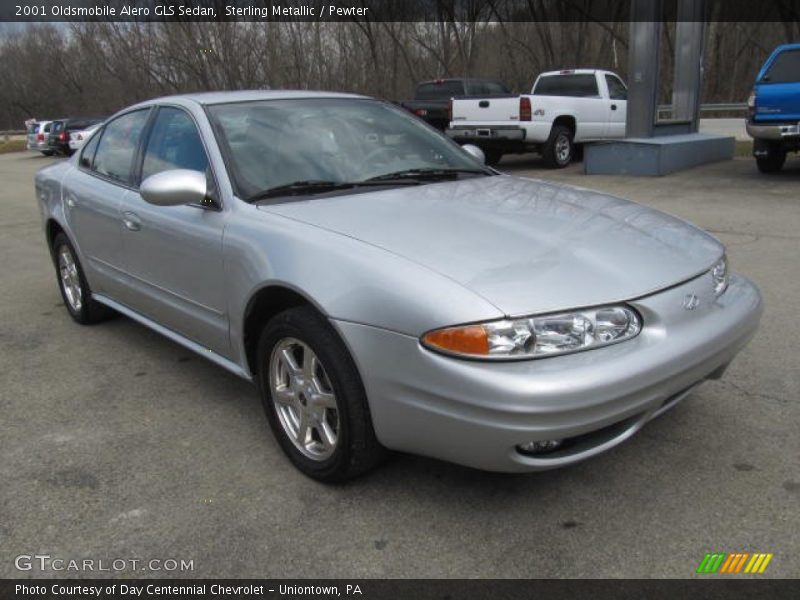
[1,130,26,136]
[657,102,748,119]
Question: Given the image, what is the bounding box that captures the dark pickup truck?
[747,43,800,173]
[402,78,510,130]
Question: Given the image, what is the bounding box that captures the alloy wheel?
[269,338,340,461]
[58,245,83,312]
[555,134,572,164]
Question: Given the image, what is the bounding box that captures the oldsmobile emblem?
[683,294,700,310]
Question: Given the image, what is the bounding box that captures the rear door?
[755,48,800,122]
[451,80,517,123]
[117,105,229,356]
[63,109,151,298]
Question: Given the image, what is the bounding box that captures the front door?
[603,74,628,138]
[116,106,230,357]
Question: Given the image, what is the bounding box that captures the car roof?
[135,89,368,108]
[538,69,611,77]
[417,78,503,85]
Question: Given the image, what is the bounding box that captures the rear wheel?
[542,124,574,168]
[52,233,114,324]
[256,306,385,482]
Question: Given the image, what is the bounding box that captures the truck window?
[762,49,800,83]
[467,81,510,96]
[415,81,466,100]
[605,74,628,100]
[533,74,599,98]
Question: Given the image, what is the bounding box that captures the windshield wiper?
[246,178,420,202]
[364,168,489,183]
[246,180,355,202]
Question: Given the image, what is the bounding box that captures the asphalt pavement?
[1,150,797,579]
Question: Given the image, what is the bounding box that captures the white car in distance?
[68,124,101,153]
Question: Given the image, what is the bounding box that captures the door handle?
[479,100,490,108]
[611,104,618,111]
[122,211,141,231]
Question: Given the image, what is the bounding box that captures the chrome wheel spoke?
[295,411,311,444]
[279,347,302,378]
[273,387,295,406]
[317,418,337,449]
[314,390,337,409]
[303,352,317,382]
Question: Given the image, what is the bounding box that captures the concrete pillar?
[672,0,705,131]
[626,0,663,138]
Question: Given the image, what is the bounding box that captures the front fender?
[224,204,504,370]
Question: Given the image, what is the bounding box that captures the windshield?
[207,98,486,200]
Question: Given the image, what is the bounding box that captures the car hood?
[259,175,723,317]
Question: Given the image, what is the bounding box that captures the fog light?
[517,439,563,455]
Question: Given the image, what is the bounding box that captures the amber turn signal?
[422,325,490,356]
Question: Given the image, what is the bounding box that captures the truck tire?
[755,147,786,173]
[484,149,503,166]
[543,125,574,168]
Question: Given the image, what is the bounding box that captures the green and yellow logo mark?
[696,552,773,574]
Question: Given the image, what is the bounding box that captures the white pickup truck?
[446,69,628,167]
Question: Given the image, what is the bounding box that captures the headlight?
[712,256,728,296]
[422,305,641,360]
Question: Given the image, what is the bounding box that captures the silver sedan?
[35,91,762,481]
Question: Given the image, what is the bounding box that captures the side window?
[605,74,628,100]
[484,82,510,95]
[79,130,101,169]
[93,109,150,185]
[141,107,209,182]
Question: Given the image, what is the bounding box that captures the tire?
[41,150,55,156]
[755,150,786,173]
[542,124,574,168]
[256,306,385,482]
[484,149,503,166]
[52,233,115,324]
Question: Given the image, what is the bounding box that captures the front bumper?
[746,120,800,141]
[335,274,762,472]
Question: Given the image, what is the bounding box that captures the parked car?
[447,69,628,166]
[35,91,761,482]
[402,78,511,130]
[68,123,101,154]
[47,118,104,156]
[746,43,800,173]
[26,120,54,155]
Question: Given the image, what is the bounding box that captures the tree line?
[0,18,797,129]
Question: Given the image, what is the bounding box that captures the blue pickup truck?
[747,43,800,173]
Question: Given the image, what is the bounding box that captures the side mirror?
[461,144,486,165]
[140,169,207,206]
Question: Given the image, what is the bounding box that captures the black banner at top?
[3,0,800,23]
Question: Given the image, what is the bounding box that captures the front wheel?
[542,125,574,168]
[256,306,385,482]
[483,149,503,166]
[755,149,786,173]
